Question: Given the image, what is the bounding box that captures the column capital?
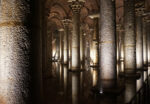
[62,18,71,27]
[135,1,145,16]
[68,0,85,14]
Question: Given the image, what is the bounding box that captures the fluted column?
[99,0,116,87]
[135,2,145,69]
[124,0,136,73]
[0,0,32,103]
[62,19,71,65]
[69,0,85,70]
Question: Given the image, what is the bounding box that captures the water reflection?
[44,62,150,104]
[72,72,80,104]
[124,79,136,103]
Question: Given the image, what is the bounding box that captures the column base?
[119,72,141,79]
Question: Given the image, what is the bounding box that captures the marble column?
[135,4,144,70]
[0,0,32,103]
[69,0,85,70]
[62,19,71,65]
[99,0,116,87]
[124,0,136,74]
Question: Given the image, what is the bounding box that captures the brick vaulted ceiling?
[45,0,150,33]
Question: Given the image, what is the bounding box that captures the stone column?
[0,0,33,103]
[91,18,99,66]
[116,24,121,62]
[124,0,136,74]
[68,30,72,69]
[143,17,148,67]
[135,2,144,70]
[69,0,85,70]
[58,29,64,62]
[143,17,150,80]
[99,0,116,87]
[135,2,145,93]
[80,27,83,67]
[62,19,71,65]
[148,22,150,66]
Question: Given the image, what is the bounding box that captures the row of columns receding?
[53,0,150,79]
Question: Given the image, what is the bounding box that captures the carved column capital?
[69,0,84,14]
[62,18,71,27]
[135,1,145,16]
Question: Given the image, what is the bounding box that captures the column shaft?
[92,18,99,66]
[143,21,148,66]
[64,27,69,64]
[72,13,80,70]
[124,0,136,73]
[99,0,116,85]
[136,16,143,69]
[0,0,32,103]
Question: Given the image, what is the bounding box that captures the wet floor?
[43,62,150,104]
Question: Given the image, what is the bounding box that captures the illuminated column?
[124,0,136,73]
[135,3,144,69]
[0,0,31,103]
[58,29,64,62]
[62,19,71,65]
[80,27,83,67]
[116,24,121,62]
[148,22,150,66]
[68,30,72,69]
[143,17,148,67]
[91,18,99,66]
[99,0,116,87]
[69,0,85,70]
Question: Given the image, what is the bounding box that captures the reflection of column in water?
[64,66,68,95]
[59,64,63,87]
[92,68,98,87]
[72,73,80,104]
[136,72,143,91]
[125,79,136,103]
[144,71,148,81]
[120,61,124,73]
[148,67,150,76]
